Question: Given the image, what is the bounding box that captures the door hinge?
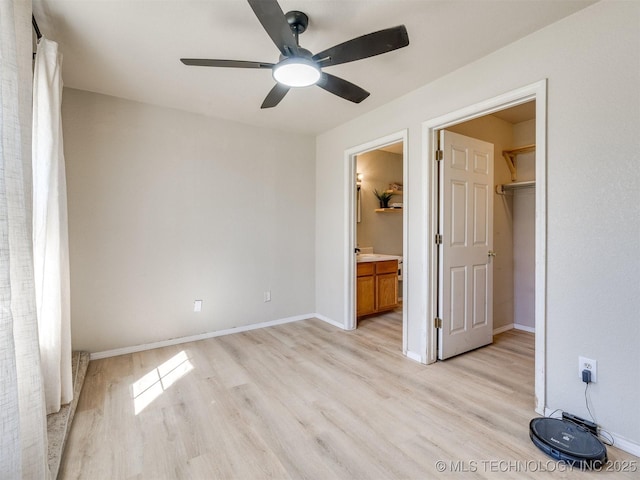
[435,234,443,245]
[434,317,443,329]
[435,150,443,162]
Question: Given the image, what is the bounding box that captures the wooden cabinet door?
[356,275,376,317]
[376,273,398,311]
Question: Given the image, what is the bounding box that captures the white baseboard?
[406,350,423,363]
[543,407,640,457]
[514,323,535,333]
[611,434,640,458]
[314,314,348,330]
[493,323,514,335]
[90,313,319,360]
[493,323,536,335]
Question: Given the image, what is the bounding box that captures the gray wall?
[63,89,316,353]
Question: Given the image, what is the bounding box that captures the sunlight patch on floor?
[132,350,194,415]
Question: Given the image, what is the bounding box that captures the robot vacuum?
[529,417,607,468]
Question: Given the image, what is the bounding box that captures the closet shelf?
[503,144,535,181]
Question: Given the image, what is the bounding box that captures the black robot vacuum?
[529,417,607,468]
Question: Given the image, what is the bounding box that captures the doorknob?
[487,250,496,257]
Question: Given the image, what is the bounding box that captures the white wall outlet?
[578,356,597,383]
[263,290,271,302]
[194,300,202,312]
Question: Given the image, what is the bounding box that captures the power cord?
[584,381,596,423]
[584,380,615,446]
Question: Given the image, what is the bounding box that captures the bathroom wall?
[356,149,403,255]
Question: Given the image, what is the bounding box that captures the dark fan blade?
[261,83,290,108]
[247,0,299,57]
[181,59,274,69]
[313,25,409,68]
[317,73,370,104]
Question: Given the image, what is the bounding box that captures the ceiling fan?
[180,0,409,109]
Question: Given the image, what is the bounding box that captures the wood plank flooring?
[60,313,638,479]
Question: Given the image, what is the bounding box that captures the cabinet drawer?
[375,260,398,275]
[357,262,375,277]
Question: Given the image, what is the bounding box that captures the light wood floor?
[60,313,638,479]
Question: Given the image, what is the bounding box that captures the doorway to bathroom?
[355,141,404,328]
[344,130,408,354]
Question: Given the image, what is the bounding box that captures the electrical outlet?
[194,300,202,312]
[264,290,271,302]
[578,356,597,383]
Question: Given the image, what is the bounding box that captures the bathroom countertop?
[356,253,402,263]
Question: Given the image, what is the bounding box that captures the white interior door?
[438,130,494,360]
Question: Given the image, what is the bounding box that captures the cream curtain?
[32,37,73,415]
[0,0,51,478]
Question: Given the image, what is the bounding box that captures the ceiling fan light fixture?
[181,1,409,108]
[272,57,321,87]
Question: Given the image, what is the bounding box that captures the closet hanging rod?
[32,15,42,40]
[503,144,535,156]
[495,180,535,195]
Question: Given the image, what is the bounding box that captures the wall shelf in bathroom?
[375,208,403,213]
[384,189,403,195]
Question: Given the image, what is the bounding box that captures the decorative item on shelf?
[388,182,403,192]
[373,189,395,208]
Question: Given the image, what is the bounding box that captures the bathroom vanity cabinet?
[356,259,399,318]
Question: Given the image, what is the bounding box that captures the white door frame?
[423,80,547,414]
[344,130,409,354]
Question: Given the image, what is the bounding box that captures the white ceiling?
[33,1,595,135]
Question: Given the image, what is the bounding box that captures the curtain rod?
[32,14,42,40]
